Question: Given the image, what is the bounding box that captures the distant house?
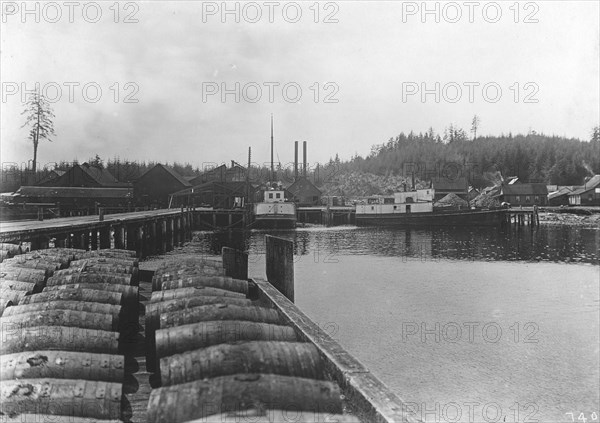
[499,183,548,206]
[431,177,468,201]
[286,177,322,206]
[12,186,134,215]
[41,163,126,188]
[171,181,256,209]
[189,162,246,185]
[548,186,574,206]
[568,175,600,206]
[134,164,192,208]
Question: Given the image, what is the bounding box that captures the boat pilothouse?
[252,185,297,229]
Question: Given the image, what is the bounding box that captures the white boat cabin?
[263,190,286,203]
[356,189,434,215]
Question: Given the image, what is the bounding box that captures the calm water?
[192,225,599,423]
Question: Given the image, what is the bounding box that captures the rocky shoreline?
[538,210,600,227]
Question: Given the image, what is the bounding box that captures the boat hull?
[356,209,507,227]
[252,215,297,229]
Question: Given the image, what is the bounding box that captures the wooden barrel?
[1,259,58,274]
[184,410,361,423]
[151,266,226,287]
[47,272,133,286]
[144,296,253,352]
[146,374,342,423]
[150,286,245,303]
[0,243,22,257]
[0,268,47,284]
[1,351,124,382]
[160,304,281,329]
[0,289,27,304]
[146,304,280,372]
[54,263,132,276]
[71,259,136,273]
[80,248,137,258]
[0,415,123,423]
[159,276,248,295]
[155,321,296,359]
[44,284,138,306]
[22,251,71,267]
[19,289,122,306]
[155,258,222,273]
[0,379,122,420]
[73,254,139,266]
[2,301,121,319]
[161,341,324,386]
[0,279,44,294]
[0,298,13,315]
[0,325,119,354]
[0,309,118,331]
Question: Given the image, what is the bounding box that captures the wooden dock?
[0,234,418,422]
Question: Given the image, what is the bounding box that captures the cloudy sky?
[1,1,598,171]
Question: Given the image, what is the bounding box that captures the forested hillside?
[325,130,600,191]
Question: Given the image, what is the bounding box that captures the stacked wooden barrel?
[0,247,138,422]
[145,255,360,423]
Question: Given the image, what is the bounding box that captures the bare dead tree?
[21,88,56,172]
[471,114,481,141]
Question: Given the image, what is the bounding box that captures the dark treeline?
[334,130,600,188]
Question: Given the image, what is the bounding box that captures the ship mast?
[270,114,274,185]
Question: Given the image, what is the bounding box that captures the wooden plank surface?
[0,209,187,241]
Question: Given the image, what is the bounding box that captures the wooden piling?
[222,247,248,280]
[265,235,294,302]
[99,227,111,249]
[126,225,137,252]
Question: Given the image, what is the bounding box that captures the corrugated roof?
[569,175,600,196]
[548,186,573,199]
[502,183,548,196]
[15,186,133,198]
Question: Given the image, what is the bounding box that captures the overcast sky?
[1,1,598,171]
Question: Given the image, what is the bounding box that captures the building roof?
[569,175,600,196]
[170,181,255,197]
[138,164,192,187]
[286,177,322,197]
[501,183,548,196]
[548,186,573,200]
[15,186,133,199]
[80,163,120,185]
[35,169,66,185]
[431,177,468,191]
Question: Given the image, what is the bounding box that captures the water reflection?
[192,225,599,265]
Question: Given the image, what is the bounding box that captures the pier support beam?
[99,227,111,249]
[90,229,98,250]
[115,226,125,250]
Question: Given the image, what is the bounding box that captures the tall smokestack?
[303,141,307,178]
[294,141,299,181]
[270,114,274,184]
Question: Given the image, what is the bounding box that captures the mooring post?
[222,247,248,280]
[265,235,294,302]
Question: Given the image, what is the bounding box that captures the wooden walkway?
[0,209,189,241]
